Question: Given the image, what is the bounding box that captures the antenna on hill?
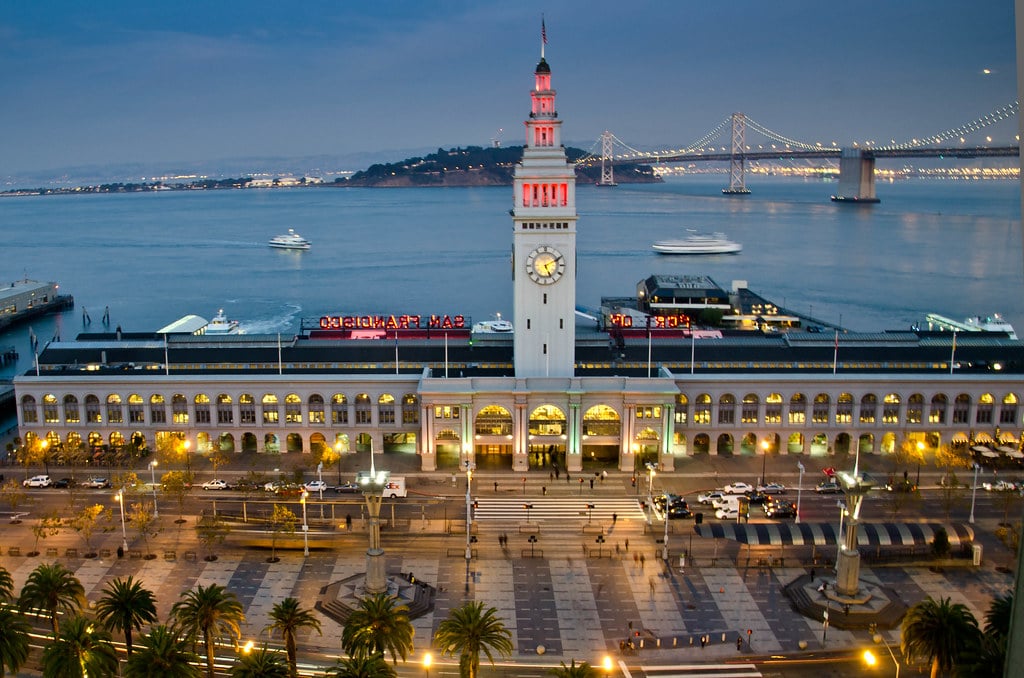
[491,128,503,148]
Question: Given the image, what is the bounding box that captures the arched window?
[20,395,38,423]
[378,393,396,424]
[765,393,783,424]
[836,393,854,424]
[859,394,877,424]
[718,394,735,425]
[63,394,80,424]
[308,394,325,424]
[194,393,211,424]
[43,394,59,424]
[262,394,279,424]
[976,393,994,425]
[952,394,971,424]
[674,394,689,426]
[906,394,924,424]
[171,394,189,424]
[1000,393,1019,426]
[285,394,302,424]
[694,394,712,425]
[475,405,513,436]
[355,394,372,425]
[929,394,948,424]
[741,394,759,424]
[528,405,566,436]
[106,394,124,424]
[217,394,233,424]
[402,394,419,425]
[331,394,348,425]
[149,394,166,424]
[789,393,807,425]
[85,394,102,423]
[239,393,256,424]
[813,393,830,424]
[882,393,900,424]
[582,404,621,437]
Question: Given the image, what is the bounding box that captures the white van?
[715,505,739,520]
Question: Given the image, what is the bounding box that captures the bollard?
[639,639,644,649]
[689,637,693,645]
[673,637,677,647]
[721,633,726,642]
[656,638,660,647]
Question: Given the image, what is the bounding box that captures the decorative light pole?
[523,503,533,524]
[646,463,656,524]
[465,462,474,561]
[335,442,343,485]
[662,497,670,561]
[182,439,191,474]
[423,652,432,678]
[864,633,901,677]
[149,460,159,518]
[969,463,980,524]
[115,490,128,553]
[585,503,595,524]
[760,439,770,486]
[795,462,805,524]
[300,490,309,556]
[915,441,924,487]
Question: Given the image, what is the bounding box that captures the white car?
[983,480,1017,492]
[722,482,754,495]
[697,490,725,505]
[82,477,111,489]
[715,506,739,520]
[304,480,328,493]
[757,482,787,495]
[201,479,230,491]
[22,475,52,488]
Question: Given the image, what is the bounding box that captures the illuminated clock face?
[526,246,565,284]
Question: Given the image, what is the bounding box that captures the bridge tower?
[830,148,880,203]
[722,112,751,195]
[597,130,617,186]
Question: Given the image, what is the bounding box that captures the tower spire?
[541,16,547,59]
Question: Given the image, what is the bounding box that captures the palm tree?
[902,596,981,678]
[325,654,397,678]
[230,646,291,678]
[434,601,513,678]
[170,583,245,678]
[18,561,86,638]
[0,607,31,678]
[341,593,414,664]
[264,597,322,677]
[123,624,201,678]
[984,592,1013,638]
[94,575,158,655]
[40,614,119,678]
[0,566,14,602]
[550,660,596,678]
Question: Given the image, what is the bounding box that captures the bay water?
[1,175,1021,381]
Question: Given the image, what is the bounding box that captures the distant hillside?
[336,145,660,187]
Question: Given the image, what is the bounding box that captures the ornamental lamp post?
[334,442,343,485]
[149,460,159,518]
[300,490,309,556]
[969,462,980,524]
[646,462,656,524]
[864,632,901,678]
[114,490,128,553]
[915,441,924,487]
[465,462,474,561]
[795,461,805,524]
[423,652,432,678]
[760,438,770,486]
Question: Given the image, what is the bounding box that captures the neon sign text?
[319,314,466,330]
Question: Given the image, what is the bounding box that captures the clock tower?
[512,47,577,378]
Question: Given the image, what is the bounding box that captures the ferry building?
[12,54,1024,476]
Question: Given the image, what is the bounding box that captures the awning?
[952,433,970,443]
[999,433,1018,444]
[1007,450,1024,459]
[997,445,1018,455]
[693,522,974,548]
[975,432,995,443]
[972,445,999,457]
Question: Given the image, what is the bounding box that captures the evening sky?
[0,1,1016,177]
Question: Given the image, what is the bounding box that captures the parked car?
[764,501,797,519]
[697,490,725,505]
[722,482,754,495]
[304,480,328,493]
[816,480,841,494]
[756,482,787,495]
[201,479,231,491]
[333,482,362,494]
[23,475,52,488]
[983,480,1017,492]
[82,477,111,489]
[52,477,75,489]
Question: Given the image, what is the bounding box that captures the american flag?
[542,18,547,45]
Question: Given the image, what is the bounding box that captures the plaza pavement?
[0,450,1018,676]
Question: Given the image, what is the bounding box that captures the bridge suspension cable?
[880,101,1019,151]
[743,117,824,151]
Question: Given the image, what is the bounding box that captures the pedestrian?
[555,468,560,480]
[589,478,594,489]
[700,635,707,649]
[494,481,499,492]
[633,552,639,566]
[542,486,547,496]
[625,538,629,552]
[615,543,621,555]
[602,470,608,482]
[809,567,815,582]
[631,475,636,488]
[649,577,655,596]
[566,472,571,483]
[612,512,617,525]
[736,636,743,651]
[640,553,646,569]
[550,471,555,481]
[345,513,352,530]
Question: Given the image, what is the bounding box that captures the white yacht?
[204,309,241,335]
[472,313,514,334]
[652,231,742,255]
[268,229,311,250]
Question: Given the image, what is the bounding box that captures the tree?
[901,596,981,678]
[195,514,230,561]
[0,480,29,523]
[162,470,193,523]
[94,575,158,655]
[0,607,31,678]
[265,597,322,678]
[433,601,513,678]
[341,593,414,664]
[123,624,201,678]
[268,504,297,563]
[229,646,291,678]
[549,660,596,678]
[29,510,63,557]
[129,500,159,557]
[0,566,13,602]
[931,526,951,559]
[984,592,1013,638]
[40,614,119,678]
[68,503,110,557]
[326,654,397,678]
[18,561,86,638]
[170,583,245,678]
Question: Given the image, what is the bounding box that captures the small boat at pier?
[204,309,241,335]
[268,229,311,250]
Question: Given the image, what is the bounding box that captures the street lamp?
[335,442,343,485]
[915,441,924,487]
[646,463,656,524]
[662,498,670,561]
[836,500,847,565]
[423,652,432,678]
[465,463,473,561]
[300,490,309,556]
[523,503,533,523]
[969,463,980,524]
[149,460,158,518]
[586,503,595,524]
[182,439,191,474]
[864,633,901,677]
[602,655,613,676]
[760,439,770,486]
[795,462,805,524]
[114,490,128,553]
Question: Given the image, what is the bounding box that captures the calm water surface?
[1,175,1020,379]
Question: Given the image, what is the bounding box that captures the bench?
[64,548,78,558]
[184,551,197,561]
[46,547,58,557]
[129,550,142,559]
[7,547,19,557]
[164,550,176,561]
[99,549,111,558]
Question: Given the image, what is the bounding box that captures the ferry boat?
[652,231,742,255]
[204,309,241,335]
[919,312,1017,340]
[268,229,311,250]
[472,313,514,334]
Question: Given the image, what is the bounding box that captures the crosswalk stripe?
[640,665,761,678]
[472,497,646,522]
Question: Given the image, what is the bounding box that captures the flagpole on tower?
[541,16,547,58]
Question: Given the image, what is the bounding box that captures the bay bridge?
[583,102,1019,202]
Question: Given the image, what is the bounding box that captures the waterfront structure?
[11,52,1024,478]
[0,278,73,332]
